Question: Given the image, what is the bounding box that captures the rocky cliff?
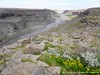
[77,8,100,27]
[0,8,58,42]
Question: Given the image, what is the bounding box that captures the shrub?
[40,53,100,75]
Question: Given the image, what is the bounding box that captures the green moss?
[21,58,34,63]
[0,54,11,61]
[39,54,59,66]
[3,54,12,58]
[0,54,11,66]
[0,59,6,66]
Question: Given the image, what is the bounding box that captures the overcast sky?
[0,0,100,10]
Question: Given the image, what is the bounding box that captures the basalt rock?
[0,8,58,42]
[78,8,100,27]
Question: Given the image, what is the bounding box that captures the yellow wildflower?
[86,68,90,71]
[91,72,94,74]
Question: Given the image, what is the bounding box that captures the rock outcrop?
[63,9,84,15]
[0,35,61,75]
[78,8,100,27]
[0,8,58,42]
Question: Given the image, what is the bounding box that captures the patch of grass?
[21,58,34,63]
[0,54,11,66]
[52,21,83,34]
[11,46,25,51]
[44,42,56,50]
[40,54,61,66]
[0,54,11,61]
[67,15,76,19]
[0,59,6,66]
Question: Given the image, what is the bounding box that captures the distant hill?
[78,8,100,27]
[63,9,84,15]
[62,7,100,30]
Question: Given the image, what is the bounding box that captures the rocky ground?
[0,34,62,75]
[0,30,100,75]
[0,8,100,75]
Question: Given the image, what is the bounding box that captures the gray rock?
[37,41,46,50]
[48,66,61,75]
[12,50,40,63]
[1,62,35,75]
[18,38,31,46]
[28,55,40,62]
[2,43,19,49]
[0,48,4,54]
[0,65,4,72]
[36,61,49,67]
[3,49,14,55]
[71,32,81,39]
[31,66,53,75]
[1,59,56,75]
[24,46,42,55]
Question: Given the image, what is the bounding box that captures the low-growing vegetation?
[40,53,100,75]
[21,58,35,63]
[0,54,12,66]
[39,40,100,75]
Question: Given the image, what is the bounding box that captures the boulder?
[31,66,54,75]
[0,48,4,54]
[36,61,49,67]
[1,62,35,75]
[48,66,61,75]
[3,49,14,55]
[18,38,31,46]
[24,46,42,55]
[2,43,19,49]
[28,55,40,62]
